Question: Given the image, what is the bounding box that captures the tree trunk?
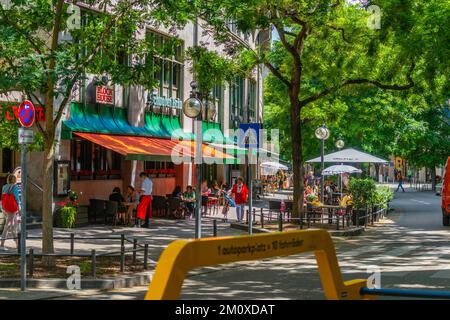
[42,134,55,266]
[289,93,304,223]
[430,167,436,191]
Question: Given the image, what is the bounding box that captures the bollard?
[133,239,137,264]
[144,244,149,270]
[253,208,256,223]
[121,234,125,248]
[91,249,96,278]
[120,246,125,273]
[278,213,283,232]
[70,233,75,255]
[260,208,264,229]
[17,232,21,254]
[29,249,34,278]
[213,219,217,237]
[246,210,249,224]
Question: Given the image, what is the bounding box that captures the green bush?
[348,178,376,209]
[59,206,77,228]
[374,186,394,208]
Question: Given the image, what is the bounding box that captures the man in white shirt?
[136,172,153,228]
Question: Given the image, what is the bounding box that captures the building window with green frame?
[204,84,223,125]
[248,79,257,122]
[146,30,184,116]
[229,76,245,129]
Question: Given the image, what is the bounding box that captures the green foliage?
[59,206,76,228]
[374,186,394,209]
[348,178,377,209]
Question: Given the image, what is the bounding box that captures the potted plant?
[55,190,80,228]
[348,178,376,226]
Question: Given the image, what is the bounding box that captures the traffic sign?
[18,127,34,144]
[238,123,261,149]
[18,100,35,127]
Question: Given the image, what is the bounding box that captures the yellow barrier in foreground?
[145,229,376,300]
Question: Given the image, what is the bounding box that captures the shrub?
[348,178,376,209]
[59,206,76,228]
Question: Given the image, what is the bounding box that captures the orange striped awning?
[74,132,235,163]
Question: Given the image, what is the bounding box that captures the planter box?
[53,205,89,228]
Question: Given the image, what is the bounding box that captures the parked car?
[442,156,450,226]
[436,182,443,195]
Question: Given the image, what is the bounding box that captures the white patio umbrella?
[322,164,362,176]
[322,164,362,194]
[260,161,288,175]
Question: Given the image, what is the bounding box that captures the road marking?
[430,269,450,279]
[410,199,431,205]
[378,246,421,262]
[338,245,385,258]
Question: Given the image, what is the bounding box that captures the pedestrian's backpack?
[1,185,19,214]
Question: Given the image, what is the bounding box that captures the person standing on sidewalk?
[136,172,153,228]
[231,177,248,222]
[1,174,21,250]
[395,174,405,193]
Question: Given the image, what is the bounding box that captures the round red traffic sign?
[18,100,35,127]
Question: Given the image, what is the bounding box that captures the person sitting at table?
[182,185,196,219]
[201,180,211,216]
[211,181,220,195]
[172,185,182,198]
[109,187,126,225]
[124,186,139,226]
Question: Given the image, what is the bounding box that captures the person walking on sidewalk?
[1,174,21,250]
[231,177,248,222]
[136,172,153,228]
[395,174,405,193]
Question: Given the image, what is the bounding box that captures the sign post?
[17,100,35,292]
[239,123,261,235]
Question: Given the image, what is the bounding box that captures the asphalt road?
[58,189,450,300]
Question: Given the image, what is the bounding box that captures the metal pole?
[213,219,217,237]
[143,244,149,270]
[91,249,96,278]
[70,233,74,255]
[195,117,202,239]
[320,138,324,204]
[248,147,253,235]
[20,142,27,291]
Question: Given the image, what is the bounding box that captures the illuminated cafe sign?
[150,94,182,110]
[0,102,45,122]
[96,86,114,104]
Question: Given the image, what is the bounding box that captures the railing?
[0,233,151,279]
[240,206,388,232]
[27,175,43,193]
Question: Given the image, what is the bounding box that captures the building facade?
[0,13,272,214]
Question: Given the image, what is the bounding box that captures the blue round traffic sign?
[18,100,35,127]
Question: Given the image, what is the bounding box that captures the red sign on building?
[96,86,114,104]
[1,102,45,122]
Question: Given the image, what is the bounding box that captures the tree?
[0,0,185,264]
[184,0,450,221]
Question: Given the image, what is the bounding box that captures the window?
[229,76,245,128]
[1,148,12,173]
[248,80,257,122]
[147,31,184,104]
[204,84,223,124]
[70,139,122,180]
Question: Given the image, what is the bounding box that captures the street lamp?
[315,124,330,204]
[183,81,203,239]
[336,134,345,150]
[335,134,345,193]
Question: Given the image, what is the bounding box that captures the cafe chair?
[88,199,106,223]
[104,200,119,225]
